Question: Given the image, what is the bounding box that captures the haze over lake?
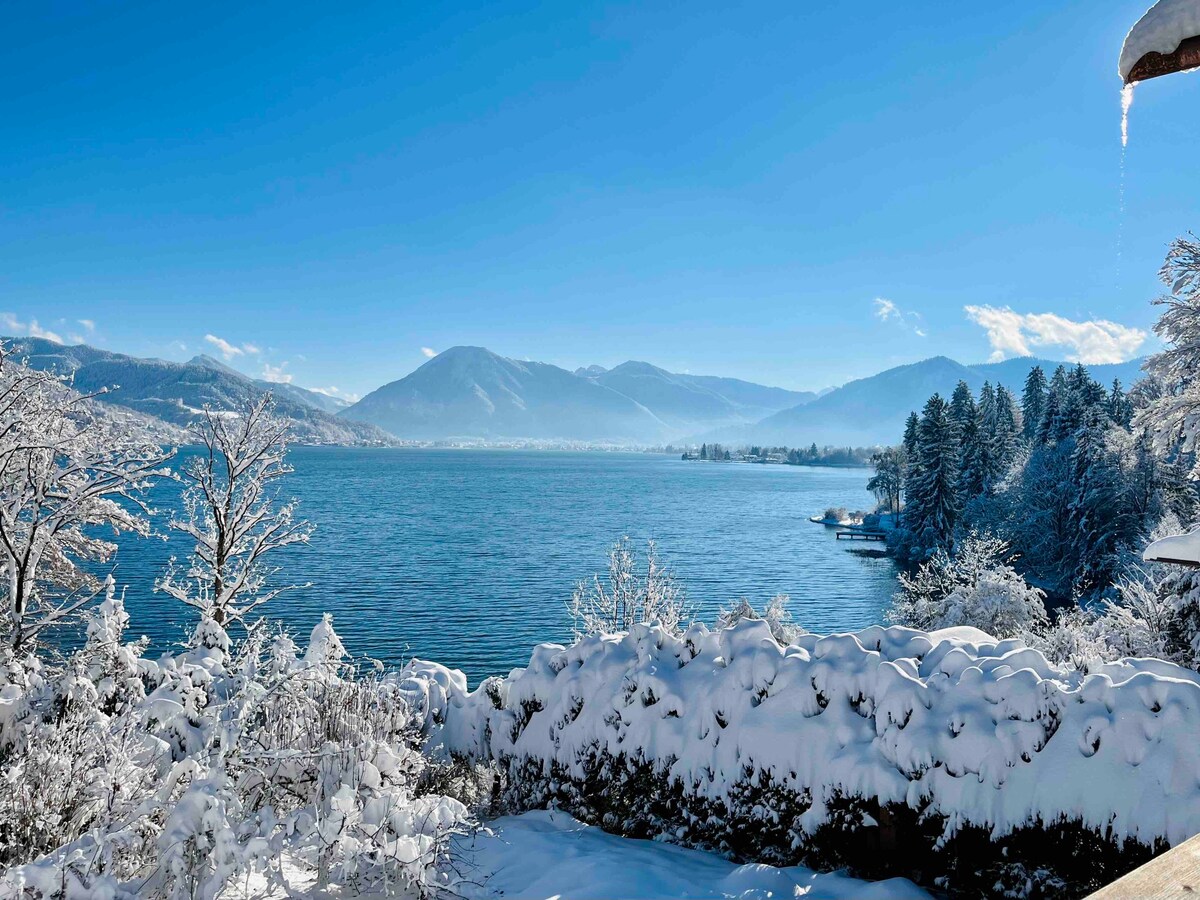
[116,449,895,679]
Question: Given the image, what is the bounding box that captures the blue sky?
[2,1,1198,398]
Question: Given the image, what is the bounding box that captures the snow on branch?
[155,393,314,627]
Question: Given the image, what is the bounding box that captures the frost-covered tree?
[156,395,313,627]
[992,384,1021,475]
[1037,366,1069,445]
[888,532,1046,637]
[902,411,920,456]
[867,446,905,517]
[1070,412,1135,595]
[895,394,959,562]
[1108,379,1134,429]
[0,349,170,650]
[948,380,976,441]
[568,537,691,637]
[1137,235,1200,474]
[715,594,805,645]
[1021,365,1047,442]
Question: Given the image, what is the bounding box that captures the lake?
[111,448,897,680]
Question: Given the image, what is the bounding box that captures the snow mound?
[417,620,1200,850]
[458,809,930,900]
[1144,526,1200,566]
[1120,0,1200,81]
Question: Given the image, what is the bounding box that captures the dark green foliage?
[485,745,1163,899]
[889,361,1187,600]
[896,394,959,562]
[1022,366,1048,442]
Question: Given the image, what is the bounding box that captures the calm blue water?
[109,449,896,680]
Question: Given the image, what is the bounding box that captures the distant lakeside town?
[679,442,875,467]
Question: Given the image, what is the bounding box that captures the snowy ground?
[224,810,930,899]
[455,810,931,900]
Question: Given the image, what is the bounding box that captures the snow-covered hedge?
[412,621,1200,897]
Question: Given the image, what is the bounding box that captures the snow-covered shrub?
[0,616,473,899]
[715,594,805,645]
[888,532,1047,637]
[568,537,692,638]
[425,620,1200,896]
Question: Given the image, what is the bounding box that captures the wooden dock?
[835,530,886,542]
[1088,832,1200,898]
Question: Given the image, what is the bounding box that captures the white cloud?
[874,298,900,321]
[873,297,926,337]
[77,318,96,333]
[0,313,63,344]
[421,347,437,358]
[310,385,360,403]
[204,334,262,362]
[205,334,243,360]
[964,305,1147,364]
[260,361,293,384]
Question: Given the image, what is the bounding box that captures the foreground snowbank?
[457,810,930,900]
[406,621,1200,895]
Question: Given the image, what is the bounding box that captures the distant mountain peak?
[188,354,248,379]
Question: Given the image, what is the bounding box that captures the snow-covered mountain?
[583,361,814,433]
[342,346,672,442]
[188,354,350,414]
[731,355,1148,447]
[343,348,814,442]
[4,337,394,446]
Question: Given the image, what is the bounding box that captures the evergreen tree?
[903,394,960,560]
[1038,366,1069,445]
[949,380,977,438]
[1021,366,1048,442]
[1069,411,1130,594]
[992,384,1021,478]
[959,383,989,501]
[902,413,920,455]
[1108,379,1134,429]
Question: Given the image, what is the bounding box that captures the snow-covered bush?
[0,615,473,899]
[425,620,1200,897]
[888,532,1047,637]
[715,594,805,645]
[568,537,691,638]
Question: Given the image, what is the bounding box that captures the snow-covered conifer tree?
[1021,365,1047,442]
[900,394,960,560]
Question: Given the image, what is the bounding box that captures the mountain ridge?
[4,337,395,446]
[343,347,814,442]
[726,355,1149,447]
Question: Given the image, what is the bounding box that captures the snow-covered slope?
[406,621,1200,893]
[5,337,395,446]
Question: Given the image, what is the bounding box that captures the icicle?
[1121,83,1135,148]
